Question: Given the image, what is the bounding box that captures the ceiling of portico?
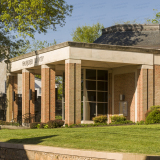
[13,59,135,76]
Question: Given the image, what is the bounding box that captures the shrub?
[146,109,160,124]
[37,124,40,129]
[150,105,160,111]
[55,116,62,120]
[44,124,48,129]
[136,120,145,125]
[0,120,5,125]
[30,122,39,129]
[47,120,64,128]
[110,115,126,123]
[92,115,107,123]
[40,123,46,128]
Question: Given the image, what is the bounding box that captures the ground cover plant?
[1,125,160,155]
[110,115,133,124]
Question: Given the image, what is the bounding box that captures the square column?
[6,74,18,122]
[65,59,81,126]
[41,65,55,123]
[137,66,153,121]
[22,69,35,124]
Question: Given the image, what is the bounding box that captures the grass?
[1,124,160,155]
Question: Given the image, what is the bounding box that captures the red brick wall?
[114,72,135,121]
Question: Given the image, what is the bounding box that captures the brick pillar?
[30,73,35,123]
[137,69,147,121]
[6,74,18,122]
[13,76,18,122]
[65,59,81,126]
[41,65,55,123]
[108,73,112,123]
[154,65,160,106]
[22,69,35,124]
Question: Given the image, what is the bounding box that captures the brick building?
[5,24,160,126]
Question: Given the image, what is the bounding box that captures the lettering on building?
[22,56,44,66]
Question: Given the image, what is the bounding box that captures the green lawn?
[0,124,160,155]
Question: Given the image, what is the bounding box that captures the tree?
[71,23,104,43]
[146,9,160,24]
[0,0,73,60]
[18,39,57,54]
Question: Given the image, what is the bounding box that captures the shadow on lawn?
[6,135,56,144]
[145,156,160,160]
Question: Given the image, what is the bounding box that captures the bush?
[110,115,126,123]
[0,120,5,125]
[136,120,145,125]
[44,124,48,129]
[30,122,39,129]
[47,120,64,128]
[37,124,40,129]
[92,115,107,123]
[146,109,160,124]
[150,105,160,111]
[55,116,62,120]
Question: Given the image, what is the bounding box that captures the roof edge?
[10,41,160,62]
[102,24,160,35]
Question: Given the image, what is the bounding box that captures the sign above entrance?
[22,56,44,66]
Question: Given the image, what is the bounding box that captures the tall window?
[82,69,108,121]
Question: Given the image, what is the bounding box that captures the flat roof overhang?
[9,41,160,74]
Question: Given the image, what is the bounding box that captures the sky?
[32,0,160,44]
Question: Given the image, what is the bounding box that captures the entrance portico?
[7,41,160,125]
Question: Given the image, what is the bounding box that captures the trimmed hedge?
[92,115,107,123]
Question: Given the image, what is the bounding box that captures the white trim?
[138,65,153,69]
[65,59,81,64]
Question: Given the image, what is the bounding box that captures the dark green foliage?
[110,115,126,123]
[47,120,64,128]
[30,122,40,129]
[150,105,160,111]
[40,123,46,128]
[136,120,145,125]
[110,120,134,125]
[55,116,62,120]
[92,115,108,123]
[146,109,160,124]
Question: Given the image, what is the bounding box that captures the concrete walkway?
[0,125,29,129]
[0,142,160,160]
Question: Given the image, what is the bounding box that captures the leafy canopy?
[0,0,73,38]
[71,22,104,43]
[0,0,73,60]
